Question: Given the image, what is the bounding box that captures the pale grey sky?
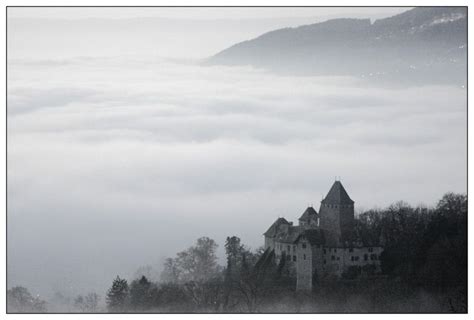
[8,7,410,20]
[7,7,411,60]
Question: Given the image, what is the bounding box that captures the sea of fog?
[7,54,466,303]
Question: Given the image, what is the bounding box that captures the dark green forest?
[7,192,467,313]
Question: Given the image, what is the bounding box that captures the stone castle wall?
[296,239,313,290]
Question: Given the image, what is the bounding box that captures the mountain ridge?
[207,7,467,85]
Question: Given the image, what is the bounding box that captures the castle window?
[287,255,291,261]
[302,243,307,249]
[293,255,297,262]
[351,256,354,261]
[331,255,335,261]
[293,245,296,252]
[287,245,291,252]
[349,248,353,253]
[323,259,326,264]
[303,254,306,260]
[364,254,368,261]
[334,249,337,253]
[369,248,374,252]
[337,257,340,261]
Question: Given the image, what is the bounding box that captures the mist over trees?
[7,192,466,313]
[160,237,221,283]
[74,293,100,313]
[96,192,467,313]
[7,286,47,313]
[106,276,129,312]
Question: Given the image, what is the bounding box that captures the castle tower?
[318,180,354,246]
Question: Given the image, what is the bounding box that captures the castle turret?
[298,206,319,229]
[318,181,354,246]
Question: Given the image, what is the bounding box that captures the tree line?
[102,192,466,313]
[7,192,467,313]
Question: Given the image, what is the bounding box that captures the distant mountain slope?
[207,7,466,85]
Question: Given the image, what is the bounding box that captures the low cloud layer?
[7,54,466,300]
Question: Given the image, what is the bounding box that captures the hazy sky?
[8,7,410,20]
[7,7,410,60]
[7,7,466,305]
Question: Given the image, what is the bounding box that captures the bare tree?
[7,286,47,313]
[74,293,100,312]
[160,237,221,283]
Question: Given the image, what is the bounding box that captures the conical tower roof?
[322,181,354,205]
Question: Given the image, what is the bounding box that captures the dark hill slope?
[208,7,466,85]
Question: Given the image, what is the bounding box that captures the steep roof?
[322,181,354,205]
[275,225,303,244]
[263,217,290,237]
[298,206,318,221]
[294,229,326,246]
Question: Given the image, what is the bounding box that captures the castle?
[263,180,383,290]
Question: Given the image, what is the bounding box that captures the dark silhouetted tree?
[106,276,129,312]
[237,248,277,312]
[153,282,191,311]
[129,276,154,311]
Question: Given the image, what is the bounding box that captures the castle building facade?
[263,180,383,291]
